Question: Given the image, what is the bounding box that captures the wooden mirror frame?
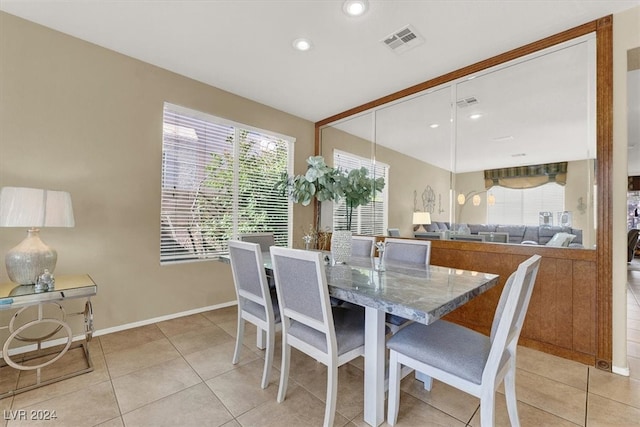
[315,16,613,368]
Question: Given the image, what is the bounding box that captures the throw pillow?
[546,232,576,247]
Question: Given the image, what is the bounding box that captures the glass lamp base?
[5,228,57,285]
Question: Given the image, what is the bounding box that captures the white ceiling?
[1,0,638,172]
[330,37,597,173]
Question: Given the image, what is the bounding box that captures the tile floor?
[1,266,639,427]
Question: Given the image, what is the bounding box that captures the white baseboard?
[612,364,630,377]
[1,300,238,358]
[93,300,237,337]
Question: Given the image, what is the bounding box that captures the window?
[161,103,293,264]
[332,150,389,234]
[487,183,565,225]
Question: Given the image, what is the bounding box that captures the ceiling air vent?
[382,25,424,54]
[456,96,479,108]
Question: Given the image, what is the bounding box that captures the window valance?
[484,162,568,190]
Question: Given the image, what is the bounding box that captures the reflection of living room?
[321,120,596,248]
[455,159,595,248]
[322,38,597,245]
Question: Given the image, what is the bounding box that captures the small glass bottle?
[375,241,386,272]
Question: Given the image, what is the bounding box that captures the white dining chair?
[240,232,276,287]
[228,240,281,389]
[239,232,275,252]
[351,235,376,258]
[386,254,542,426]
[383,237,431,266]
[270,246,366,427]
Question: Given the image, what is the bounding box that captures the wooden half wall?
[430,240,597,366]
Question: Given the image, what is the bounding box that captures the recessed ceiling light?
[469,113,482,120]
[343,0,368,17]
[511,153,527,157]
[429,123,439,129]
[292,38,312,51]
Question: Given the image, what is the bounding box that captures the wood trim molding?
[595,15,613,371]
[315,16,614,370]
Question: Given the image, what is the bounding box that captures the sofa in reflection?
[419,222,583,248]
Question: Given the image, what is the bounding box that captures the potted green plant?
[275,155,385,262]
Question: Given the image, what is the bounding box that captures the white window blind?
[487,183,565,225]
[161,103,293,264]
[332,150,388,235]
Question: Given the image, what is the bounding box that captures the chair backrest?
[351,235,376,258]
[383,238,431,266]
[240,232,275,253]
[228,240,274,318]
[270,247,334,337]
[388,228,401,237]
[484,254,541,382]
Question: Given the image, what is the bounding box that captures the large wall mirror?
[318,30,600,251]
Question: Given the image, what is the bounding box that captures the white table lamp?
[412,211,431,233]
[0,187,75,284]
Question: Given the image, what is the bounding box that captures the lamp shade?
[412,211,431,225]
[0,187,74,228]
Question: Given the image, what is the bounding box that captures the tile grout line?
[584,366,591,427]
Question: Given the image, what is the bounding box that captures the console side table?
[0,274,96,398]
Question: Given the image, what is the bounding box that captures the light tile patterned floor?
[0,266,639,427]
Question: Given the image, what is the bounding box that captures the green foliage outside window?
[194,130,289,252]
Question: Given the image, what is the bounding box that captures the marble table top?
[324,257,499,325]
[220,251,499,326]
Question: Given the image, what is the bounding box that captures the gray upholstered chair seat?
[387,320,503,385]
[243,291,281,323]
[289,306,365,354]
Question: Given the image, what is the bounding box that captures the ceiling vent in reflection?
[382,25,424,54]
[456,96,479,108]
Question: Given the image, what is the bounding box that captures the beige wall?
[320,126,451,237]
[565,159,596,247]
[613,6,640,374]
[375,144,451,236]
[453,171,486,225]
[0,12,315,335]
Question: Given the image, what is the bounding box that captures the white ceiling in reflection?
[330,39,597,174]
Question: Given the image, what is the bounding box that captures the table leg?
[363,306,385,427]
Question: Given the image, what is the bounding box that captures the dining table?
[221,251,499,427]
